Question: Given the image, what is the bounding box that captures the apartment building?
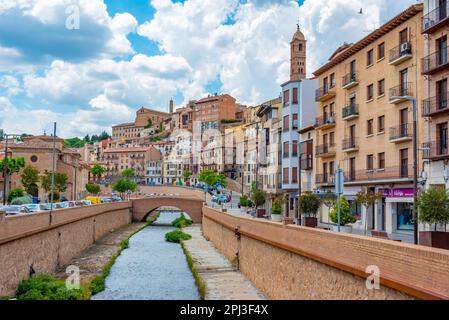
[312,4,424,241]
[194,94,237,130]
[281,26,318,219]
[299,125,315,193]
[422,0,449,190]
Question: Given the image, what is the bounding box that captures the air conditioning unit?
[400,42,411,55]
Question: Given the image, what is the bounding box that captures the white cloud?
[0,75,21,96]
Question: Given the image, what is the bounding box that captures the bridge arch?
[131,197,204,224]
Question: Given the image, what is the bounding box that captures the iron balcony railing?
[422,95,449,117]
[315,86,335,101]
[342,137,358,150]
[300,155,313,170]
[389,123,412,141]
[422,2,449,33]
[389,83,412,100]
[422,48,449,74]
[342,104,359,119]
[315,113,336,127]
[342,72,358,87]
[389,42,412,63]
[343,165,413,182]
[422,141,449,159]
[315,173,335,185]
[315,143,335,156]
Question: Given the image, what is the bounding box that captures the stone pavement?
[183,225,266,300]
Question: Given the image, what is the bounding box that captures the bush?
[239,195,248,207]
[165,230,192,243]
[271,197,283,215]
[418,187,449,230]
[299,193,322,217]
[7,188,24,204]
[85,183,101,195]
[172,214,193,228]
[10,195,33,205]
[329,196,356,226]
[16,275,83,300]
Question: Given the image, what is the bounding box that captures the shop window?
[349,200,362,221]
[397,203,414,231]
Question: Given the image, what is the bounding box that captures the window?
[283,168,289,184]
[330,73,336,88]
[366,154,374,171]
[30,155,38,163]
[399,28,408,45]
[329,161,334,177]
[378,115,385,132]
[292,114,298,129]
[283,142,289,158]
[378,42,385,60]
[378,152,385,169]
[367,49,374,66]
[292,140,298,157]
[397,203,413,231]
[283,115,289,131]
[378,79,385,96]
[292,87,298,104]
[367,119,374,135]
[329,132,335,146]
[283,90,289,105]
[292,167,298,183]
[367,84,374,100]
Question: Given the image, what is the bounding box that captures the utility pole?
[49,123,57,224]
[2,132,21,206]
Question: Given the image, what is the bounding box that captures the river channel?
[91,211,200,300]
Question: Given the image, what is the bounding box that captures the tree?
[84,134,90,143]
[21,166,40,194]
[121,168,135,179]
[144,118,153,129]
[299,193,322,217]
[85,183,101,195]
[250,182,265,208]
[41,171,68,198]
[90,164,105,182]
[112,179,137,198]
[356,189,383,235]
[183,170,192,182]
[271,196,284,215]
[7,188,24,204]
[418,187,449,232]
[329,195,356,226]
[0,157,25,175]
[98,131,111,141]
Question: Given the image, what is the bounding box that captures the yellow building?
[312,4,424,241]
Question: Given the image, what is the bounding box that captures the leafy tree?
[112,179,137,197]
[98,131,111,141]
[144,118,153,129]
[64,137,85,148]
[182,170,192,182]
[271,196,284,215]
[356,189,383,234]
[85,183,101,195]
[0,157,25,175]
[7,188,24,204]
[121,168,135,179]
[299,193,322,217]
[418,187,449,232]
[41,171,68,194]
[329,195,356,226]
[90,164,105,181]
[84,134,90,143]
[250,182,265,208]
[10,195,33,205]
[21,165,40,194]
[239,195,249,207]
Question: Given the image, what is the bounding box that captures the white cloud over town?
[0,0,418,137]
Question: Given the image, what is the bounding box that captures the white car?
[24,204,42,212]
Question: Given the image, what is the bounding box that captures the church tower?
[290,24,306,81]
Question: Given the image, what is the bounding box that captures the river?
[91,211,200,300]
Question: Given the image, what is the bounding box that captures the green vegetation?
[418,187,449,231]
[271,196,283,215]
[172,214,193,228]
[165,230,192,243]
[64,137,85,148]
[146,211,161,225]
[112,178,137,197]
[183,170,192,182]
[299,193,322,217]
[329,195,357,226]
[250,182,265,208]
[239,195,249,207]
[85,183,101,195]
[181,242,206,299]
[40,171,68,201]
[121,168,135,179]
[0,156,25,175]
[10,195,33,205]
[220,119,240,124]
[199,169,227,189]
[20,165,40,195]
[90,164,106,182]
[7,188,24,204]
[64,132,111,148]
[144,118,153,129]
[16,275,83,300]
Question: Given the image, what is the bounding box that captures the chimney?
[169,98,174,114]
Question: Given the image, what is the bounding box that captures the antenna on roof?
[359,8,363,14]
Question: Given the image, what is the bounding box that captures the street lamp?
[390,95,418,245]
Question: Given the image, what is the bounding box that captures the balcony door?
[349,157,356,181]
[400,69,408,96]
[399,28,408,45]
[437,36,447,66]
[437,122,448,156]
[350,60,356,80]
[440,0,447,20]
[349,124,356,147]
[323,77,329,94]
[400,108,408,137]
[400,149,408,178]
[437,78,448,110]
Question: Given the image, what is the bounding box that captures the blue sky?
[0,0,416,137]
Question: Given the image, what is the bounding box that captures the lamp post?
[390,95,418,245]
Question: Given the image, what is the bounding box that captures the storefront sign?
[380,188,413,198]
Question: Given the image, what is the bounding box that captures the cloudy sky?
[0,0,418,138]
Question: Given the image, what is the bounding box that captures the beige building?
[312,4,424,241]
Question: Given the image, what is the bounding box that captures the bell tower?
[290,24,306,81]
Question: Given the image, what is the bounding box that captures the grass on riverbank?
[171,214,193,228]
[165,230,192,243]
[181,241,206,300]
[15,275,85,300]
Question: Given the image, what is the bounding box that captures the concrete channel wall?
[0,202,132,297]
[202,207,449,300]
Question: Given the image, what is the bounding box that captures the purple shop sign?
[380,188,414,198]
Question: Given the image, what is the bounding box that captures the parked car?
[85,196,102,204]
[60,196,69,202]
[39,203,53,211]
[82,200,92,206]
[57,202,70,209]
[0,205,31,215]
[101,197,113,203]
[24,204,42,212]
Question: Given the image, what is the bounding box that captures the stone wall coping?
[203,207,449,300]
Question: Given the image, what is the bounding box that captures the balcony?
[389,123,413,143]
[422,95,449,117]
[343,166,413,183]
[315,143,336,158]
[315,86,336,102]
[389,42,413,66]
[389,83,413,104]
[342,138,358,152]
[315,173,335,185]
[422,3,449,34]
[342,72,358,90]
[315,113,336,130]
[300,156,313,171]
[342,104,359,120]
[422,49,449,75]
[422,141,449,160]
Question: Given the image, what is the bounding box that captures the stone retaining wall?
[202,207,449,300]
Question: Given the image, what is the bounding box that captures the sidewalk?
[183,225,266,300]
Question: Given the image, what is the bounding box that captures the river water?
[91,211,200,300]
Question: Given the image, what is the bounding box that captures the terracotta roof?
[195,93,235,104]
[313,4,423,76]
[112,122,135,128]
[104,147,152,153]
